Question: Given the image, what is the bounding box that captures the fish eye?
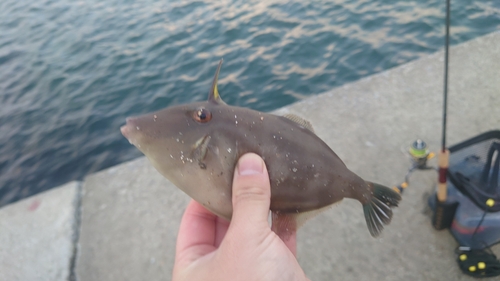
[193,107,212,123]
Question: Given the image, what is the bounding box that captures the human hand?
[172,153,310,281]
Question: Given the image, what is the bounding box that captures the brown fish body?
[121,60,401,237]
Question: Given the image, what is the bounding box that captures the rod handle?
[437,149,450,202]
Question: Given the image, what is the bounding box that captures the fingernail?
[237,153,264,176]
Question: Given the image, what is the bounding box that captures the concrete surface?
[0,181,80,281]
[75,158,189,281]
[1,30,499,281]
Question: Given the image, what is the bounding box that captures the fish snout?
[120,124,130,139]
[120,117,140,143]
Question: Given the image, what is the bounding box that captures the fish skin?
[121,60,401,237]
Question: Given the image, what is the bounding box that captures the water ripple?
[0,0,499,206]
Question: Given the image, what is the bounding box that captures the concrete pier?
[0,182,80,281]
[1,30,499,281]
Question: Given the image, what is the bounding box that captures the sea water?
[0,0,499,206]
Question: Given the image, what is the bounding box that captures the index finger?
[176,200,218,258]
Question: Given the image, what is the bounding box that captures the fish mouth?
[120,125,132,141]
[120,117,139,146]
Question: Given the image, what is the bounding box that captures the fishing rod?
[437,2,500,273]
[393,0,457,228]
[393,0,500,276]
[432,0,455,230]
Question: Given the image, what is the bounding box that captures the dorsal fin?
[283,114,315,133]
[208,59,225,104]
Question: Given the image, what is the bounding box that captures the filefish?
[120,60,401,238]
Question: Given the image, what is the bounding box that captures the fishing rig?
[396,133,500,277]
[394,0,500,277]
[393,139,435,194]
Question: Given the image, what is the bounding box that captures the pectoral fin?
[192,135,211,169]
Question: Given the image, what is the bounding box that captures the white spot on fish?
[227,148,232,153]
[153,115,157,121]
[292,168,297,172]
[235,121,238,125]
[260,117,264,121]
[273,135,276,138]
[179,132,183,135]
[136,126,140,130]
[170,154,173,159]
[234,115,237,118]
[176,138,179,142]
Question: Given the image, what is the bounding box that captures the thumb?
[230,153,271,229]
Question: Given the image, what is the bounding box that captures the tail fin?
[363,182,402,237]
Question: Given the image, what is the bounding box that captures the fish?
[120,59,401,238]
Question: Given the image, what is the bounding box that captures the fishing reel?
[393,139,436,194]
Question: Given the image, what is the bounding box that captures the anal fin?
[271,203,339,241]
[271,212,297,241]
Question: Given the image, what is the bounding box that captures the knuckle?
[232,178,270,205]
